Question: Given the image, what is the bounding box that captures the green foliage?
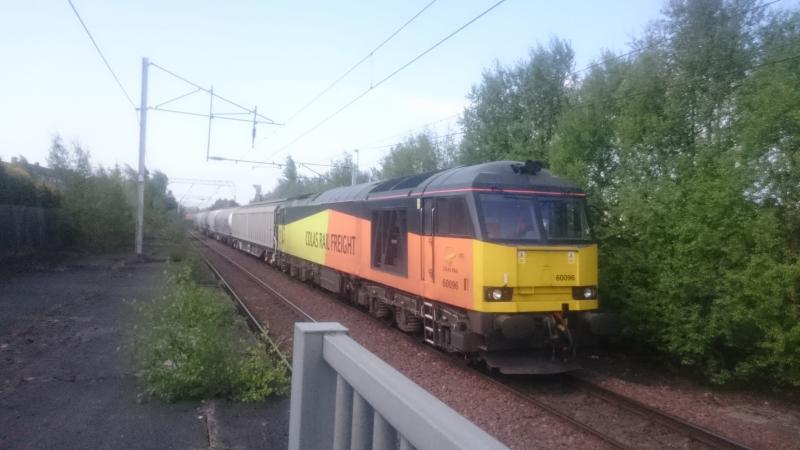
[134,262,289,402]
[260,131,459,201]
[0,158,61,207]
[159,213,193,263]
[46,136,71,173]
[41,135,180,251]
[373,131,458,179]
[208,198,239,210]
[59,167,133,250]
[264,154,370,200]
[460,38,575,164]
[460,0,800,387]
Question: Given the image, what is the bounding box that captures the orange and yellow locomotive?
[197,160,599,374]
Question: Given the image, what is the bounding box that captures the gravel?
[199,236,800,449]
[579,351,800,450]
[198,237,609,449]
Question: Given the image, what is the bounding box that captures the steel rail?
[192,234,624,446]
[477,374,632,449]
[570,377,753,450]
[193,234,316,322]
[190,235,293,370]
[189,233,750,449]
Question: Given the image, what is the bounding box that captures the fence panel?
[289,322,507,450]
[0,205,62,258]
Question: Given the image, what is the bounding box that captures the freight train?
[194,160,598,374]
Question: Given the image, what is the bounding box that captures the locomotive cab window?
[371,209,407,276]
[435,197,474,237]
[539,199,591,240]
[478,194,592,242]
[479,194,541,240]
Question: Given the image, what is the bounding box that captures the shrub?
[134,262,289,402]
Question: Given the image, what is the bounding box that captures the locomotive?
[194,160,598,374]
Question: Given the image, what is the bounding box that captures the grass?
[133,260,289,402]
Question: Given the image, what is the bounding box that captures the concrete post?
[135,57,149,256]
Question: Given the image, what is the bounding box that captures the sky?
[2,0,768,207]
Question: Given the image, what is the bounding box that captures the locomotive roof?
[422,160,581,193]
[301,160,582,205]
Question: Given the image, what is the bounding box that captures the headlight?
[484,287,512,301]
[572,286,597,300]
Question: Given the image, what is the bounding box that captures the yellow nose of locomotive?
[473,241,599,313]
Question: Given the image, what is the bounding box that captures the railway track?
[190,233,315,371]
[487,373,753,450]
[191,233,753,450]
[570,377,753,450]
[192,233,314,322]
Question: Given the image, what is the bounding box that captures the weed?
[133,262,289,402]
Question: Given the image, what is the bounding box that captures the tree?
[252,184,263,203]
[71,141,92,177]
[462,0,800,386]
[376,132,440,179]
[42,136,183,250]
[47,136,71,173]
[549,51,626,206]
[284,156,298,185]
[209,199,239,210]
[459,38,575,164]
[262,154,369,200]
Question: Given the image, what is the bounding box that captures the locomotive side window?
[435,197,474,237]
[422,198,434,236]
[371,209,408,275]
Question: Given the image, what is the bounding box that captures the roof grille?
[511,160,547,175]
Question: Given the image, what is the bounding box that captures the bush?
[163,216,191,262]
[134,262,289,402]
[38,136,182,252]
[60,171,134,251]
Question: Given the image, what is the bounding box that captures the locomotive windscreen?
[478,194,590,242]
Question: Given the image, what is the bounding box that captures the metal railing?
[289,322,508,450]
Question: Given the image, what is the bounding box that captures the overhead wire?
[303,0,793,171]
[277,0,440,128]
[149,62,279,124]
[312,0,785,162]
[364,130,465,152]
[268,0,508,159]
[274,111,463,168]
[353,0,787,161]
[306,128,465,168]
[360,112,462,147]
[65,0,137,111]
